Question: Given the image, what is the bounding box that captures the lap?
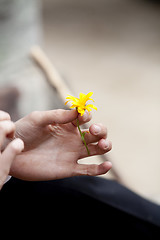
[1,176,160,237]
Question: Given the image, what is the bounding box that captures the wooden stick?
[30,45,72,105]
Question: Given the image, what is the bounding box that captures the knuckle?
[29,111,39,119]
[98,123,108,137]
[28,111,42,124]
[99,123,107,132]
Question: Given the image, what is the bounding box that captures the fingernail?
[104,140,109,149]
[93,125,101,135]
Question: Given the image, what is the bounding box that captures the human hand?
[10,109,112,181]
[0,111,24,190]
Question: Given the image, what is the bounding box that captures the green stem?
[77,119,90,156]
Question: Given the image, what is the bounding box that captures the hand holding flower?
[10,108,112,181]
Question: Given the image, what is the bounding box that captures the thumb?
[30,109,78,126]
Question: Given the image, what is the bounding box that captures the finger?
[29,109,78,126]
[0,138,24,183]
[0,111,11,121]
[0,121,15,146]
[75,161,112,176]
[82,123,107,144]
[2,138,24,161]
[72,111,92,127]
[89,139,112,156]
[80,139,112,159]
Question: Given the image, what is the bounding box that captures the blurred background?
[0,0,160,204]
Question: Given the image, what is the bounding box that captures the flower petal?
[86,92,93,98]
[86,104,97,111]
[65,100,70,105]
[66,95,79,102]
[77,107,85,116]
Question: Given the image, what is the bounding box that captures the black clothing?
[1,176,160,238]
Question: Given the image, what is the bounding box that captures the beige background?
[42,0,160,203]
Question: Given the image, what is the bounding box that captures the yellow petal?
[77,107,85,116]
[86,92,93,98]
[65,100,70,105]
[86,104,97,111]
[85,106,92,112]
[70,105,76,109]
[79,93,87,104]
[66,95,79,102]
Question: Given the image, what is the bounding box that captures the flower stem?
[77,119,90,156]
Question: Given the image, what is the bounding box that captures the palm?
[17,120,81,158]
[26,122,83,164]
[15,119,84,178]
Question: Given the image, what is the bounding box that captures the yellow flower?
[65,92,97,116]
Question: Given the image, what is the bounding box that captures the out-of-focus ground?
[41,0,160,203]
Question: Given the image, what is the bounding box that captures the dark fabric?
[1,176,160,238]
